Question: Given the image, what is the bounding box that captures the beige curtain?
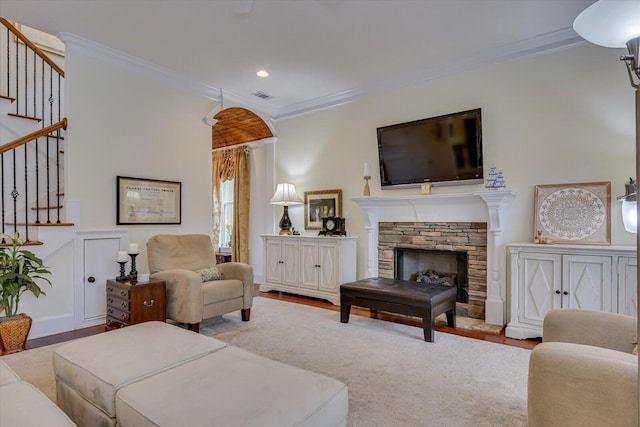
[212,146,250,263]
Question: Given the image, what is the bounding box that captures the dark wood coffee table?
[340,277,456,342]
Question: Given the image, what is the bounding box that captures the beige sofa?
[0,359,76,426]
[147,234,253,332]
[528,309,637,427]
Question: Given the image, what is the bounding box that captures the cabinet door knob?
[88,276,95,283]
[143,299,155,307]
[563,291,569,295]
[555,290,561,294]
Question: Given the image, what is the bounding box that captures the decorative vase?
[0,313,32,355]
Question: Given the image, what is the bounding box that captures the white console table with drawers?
[506,243,637,339]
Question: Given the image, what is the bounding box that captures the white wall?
[65,49,215,269]
[21,40,218,337]
[271,44,636,280]
[248,140,276,284]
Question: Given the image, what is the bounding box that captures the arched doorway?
[211,107,273,263]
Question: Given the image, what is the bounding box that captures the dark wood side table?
[106,278,166,330]
[215,252,232,264]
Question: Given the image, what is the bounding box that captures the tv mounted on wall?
[377,108,483,188]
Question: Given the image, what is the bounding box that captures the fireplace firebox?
[395,248,469,303]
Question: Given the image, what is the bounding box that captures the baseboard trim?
[29,313,75,339]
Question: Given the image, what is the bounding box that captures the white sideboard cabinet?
[261,235,357,305]
[506,243,637,339]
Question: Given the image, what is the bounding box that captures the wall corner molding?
[58,32,222,102]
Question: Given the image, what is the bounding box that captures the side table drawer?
[107,295,130,312]
[106,284,129,299]
[106,306,130,323]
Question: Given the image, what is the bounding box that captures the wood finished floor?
[25,284,540,351]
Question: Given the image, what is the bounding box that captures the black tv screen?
[377,109,483,188]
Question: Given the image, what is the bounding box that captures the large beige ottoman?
[53,321,227,427]
[0,360,76,426]
[115,345,349,426]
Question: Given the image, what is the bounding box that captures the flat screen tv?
[377,108,483,188]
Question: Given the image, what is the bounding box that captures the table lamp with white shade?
[270,183,303,235]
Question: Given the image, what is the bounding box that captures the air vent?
[252,91,274,100]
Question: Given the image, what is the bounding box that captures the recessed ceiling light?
[256,70,269,77]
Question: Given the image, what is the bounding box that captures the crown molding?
[57,32,222,102]
[271,28,587,120]
[57,28,587,122]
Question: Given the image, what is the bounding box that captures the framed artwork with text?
[117,176,181,225]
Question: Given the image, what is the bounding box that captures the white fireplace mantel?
[352,190,516,326]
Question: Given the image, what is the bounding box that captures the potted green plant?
[0,232,51,354]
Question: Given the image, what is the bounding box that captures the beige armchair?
[528,309,637,427]
[146,234,253,332]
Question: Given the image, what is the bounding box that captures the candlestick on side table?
[363,162,371,196]
[128,243,139,279]
[116,251,128,281]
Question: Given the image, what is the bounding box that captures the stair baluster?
[0,17,69,243]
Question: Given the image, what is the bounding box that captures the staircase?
[0,18,72,245]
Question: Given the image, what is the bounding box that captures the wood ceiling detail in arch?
[212,107,273,149]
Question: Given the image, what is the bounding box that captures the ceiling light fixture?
[256,70,269,77]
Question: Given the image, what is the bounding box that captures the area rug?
[2,297,530,426]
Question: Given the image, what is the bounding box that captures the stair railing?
[0,18,66,242]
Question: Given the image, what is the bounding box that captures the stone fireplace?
[352,191,514,326]
[379,222,487,319]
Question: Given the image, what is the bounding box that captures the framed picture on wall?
[534,181,611,245]
[304,189,342,230]
[117,176,182,225]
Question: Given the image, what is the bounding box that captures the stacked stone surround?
[378,222,488,319]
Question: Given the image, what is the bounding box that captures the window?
[219,179,234,250]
